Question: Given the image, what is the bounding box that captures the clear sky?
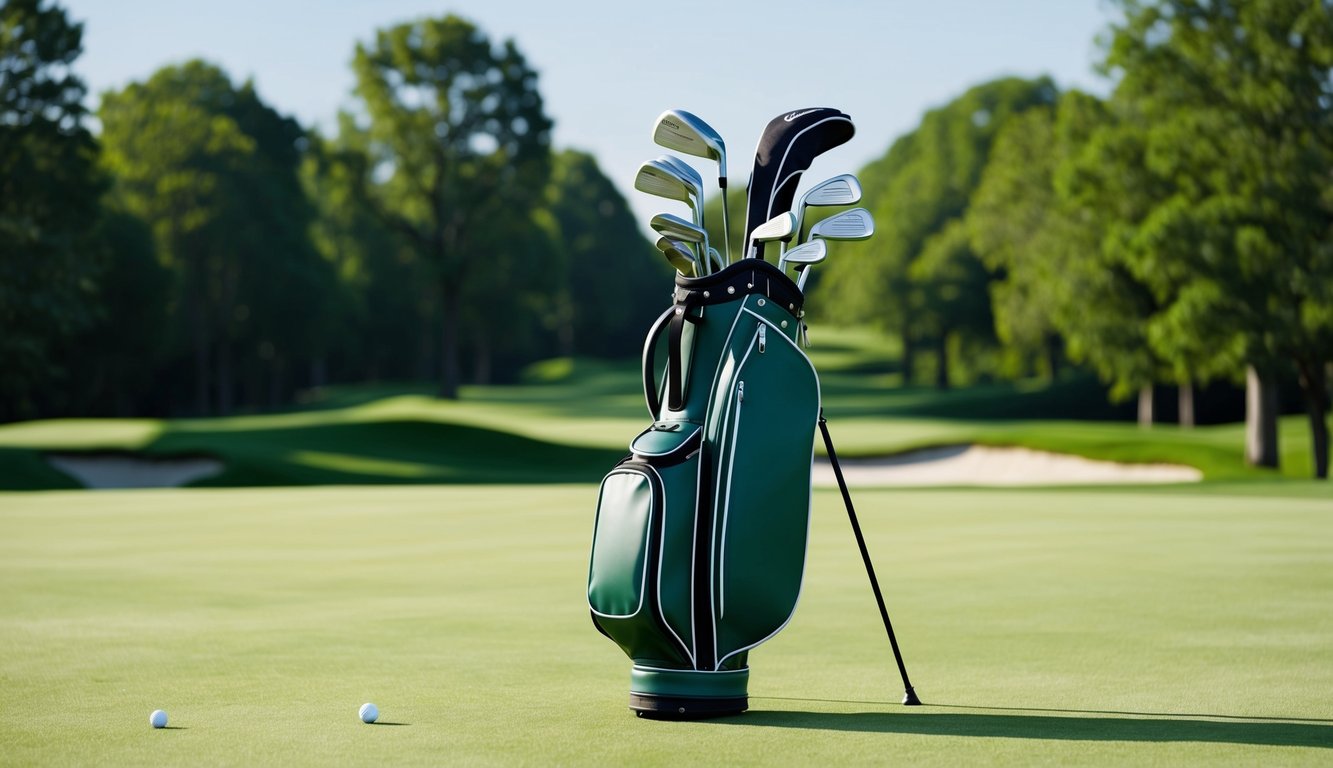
[63,0,1117,229]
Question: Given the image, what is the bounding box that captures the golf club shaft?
[720,178,731,264]
[818,412,921,706]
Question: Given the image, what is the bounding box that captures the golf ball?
[359,703,378,724]
[149,709,168,729]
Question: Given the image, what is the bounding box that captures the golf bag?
[587,259,818,718]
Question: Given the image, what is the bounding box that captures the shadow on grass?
[725,702,1333,749]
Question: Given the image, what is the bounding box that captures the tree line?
[810,0,1331,478]
[3,1,1329,477]
[1,2,667,420]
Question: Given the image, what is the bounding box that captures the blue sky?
[64,0,1116,227]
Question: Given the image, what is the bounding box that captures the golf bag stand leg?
[818,410,922,706]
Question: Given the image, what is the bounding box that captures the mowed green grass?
[2,485,1330,765]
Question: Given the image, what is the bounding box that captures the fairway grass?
[2,485,1330,765]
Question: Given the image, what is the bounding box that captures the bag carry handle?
[641,306,675,417]
[641,296,703,418]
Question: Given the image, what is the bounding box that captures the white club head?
[749,211,796,245]
[809,207,874,242]
[778,238,827,273]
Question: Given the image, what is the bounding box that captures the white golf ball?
[359,703,378,724]
[149,709,168,729]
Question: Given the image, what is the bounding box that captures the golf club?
[656,236,698,276]
[808,207,875,244]
[650,212,708,276]
[657,155,708,238]
[635,159,703,232]
[653,109,731,264]
[747,211,796,261]
[793,174,862,244]
[778,238,826,276]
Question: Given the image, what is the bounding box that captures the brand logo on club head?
[784,109,821,122]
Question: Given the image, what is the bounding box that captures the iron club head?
[809,207,875,242]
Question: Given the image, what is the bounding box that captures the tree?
[969,91,1178,426]
[0,0,104,421]
[544,149,669,358]
[818,77,1059,386]
[301,128,418,384]
[1094,0,1333,476]
[351,14,553,399]
[100,61,332,415]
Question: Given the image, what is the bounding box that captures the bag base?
[627,665,748,719]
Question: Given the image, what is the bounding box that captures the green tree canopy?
[544,149,668,358]
[0,0,104,420]
[1086,0,1333,476]
[100,60,331,415]
[819,76,1059,386]
[351,14,553,399]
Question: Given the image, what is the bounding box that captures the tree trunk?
[1178,381,1195,429]
[186,244,211,416]
[1245,365,1279,468]
[1295,358,1329,479]
[192,305,210,416]
[900,320,915,386]
[1045,333,1061,381]
[473,333,492,386]
[216,337,233,416]
[1137,384,1153,428]
[934,333,950,391]
[438,282,461,400]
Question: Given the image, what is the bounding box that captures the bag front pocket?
[588,425,703,668]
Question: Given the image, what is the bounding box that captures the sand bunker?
[813,444,1201,487]
[44,443,1200,489]
[47,454,223,489]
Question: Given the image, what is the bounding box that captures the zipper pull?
[800,322,810,348]
[758,324,767,354]
[737,380,745,403]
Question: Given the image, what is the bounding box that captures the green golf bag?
[587,259,818,718]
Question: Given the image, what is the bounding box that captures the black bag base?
[630,692,748,719]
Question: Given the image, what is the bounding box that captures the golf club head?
[654,156,706,231]
[653,109,727,177]
[809,207,875,242]
[749,211,797,244]
[656,236,698,276]
[778,239,827,273]
[635,159,696,208]
[801,173,862,207]
[651,212,709,275]
[651,212,707,245]
[658,154,704,192]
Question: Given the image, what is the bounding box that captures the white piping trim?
[632,665,749,676]
[588,467,655,620]
[631,426,702,458]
